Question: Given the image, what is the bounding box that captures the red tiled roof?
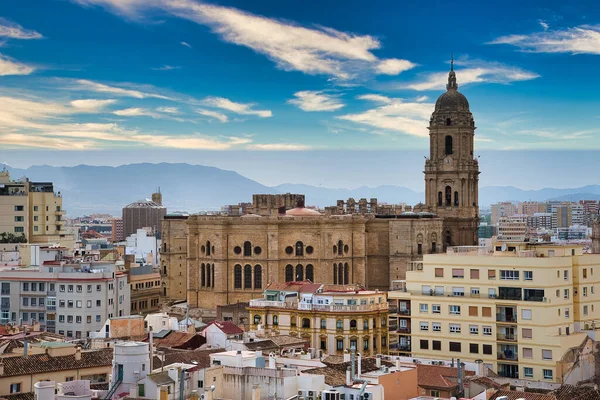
[417,364,475,390]
[0,348,113,377]
[465,376,505,390]
[143,331,206,350]
[489,390,556,400]
[203,320,243,335]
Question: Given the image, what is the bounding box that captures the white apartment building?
[0,262,130,339]
[125,228,160,266]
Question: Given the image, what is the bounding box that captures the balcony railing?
[398,309,411,315]
[249,299,388,312]
[497,352,518,361]
[397,327,411,334]
[496,314,517,323]
[497,333,518,341]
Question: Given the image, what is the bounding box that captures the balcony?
[249,299,389,312]
[496,314,517,323]
[497,333,518,342]
[398,309,411,315]
[498,345,518,361]
[397,327,411,334]
[389,306,398,313]
[496,307,517,323]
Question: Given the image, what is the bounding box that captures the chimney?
[252,384,260,400]
[346,367,352,386]
[376,355,381,368]
[457,359,464,398]
[350,346,356,381]
[357,353,362,379]
[269,353,276,369]
[75,346,81,361]
[23,341,28,357]
[236,350,243,367]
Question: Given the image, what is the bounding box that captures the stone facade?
[183,213,442,308]
[160,215,188,301]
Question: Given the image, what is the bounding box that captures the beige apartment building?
[0,171,72,246]
[247,281,389,356]
[388,242,600,383]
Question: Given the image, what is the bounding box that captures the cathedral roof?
[434,60,470,113]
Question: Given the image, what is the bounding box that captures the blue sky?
[0,0,599,188]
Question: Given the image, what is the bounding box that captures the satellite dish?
[501,243,507,252]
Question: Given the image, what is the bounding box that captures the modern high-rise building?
[111,217,124,242]
[0,171,73,247]
[497,215,528,242]
[518,201,546,216]
[388,242,599,383]
[122,193,166,239]
[491,202,517,225]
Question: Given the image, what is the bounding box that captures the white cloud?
[151,65,181,71]
[180,41,192,48]
[74,0,414,80]
[113,107,162,118]
[375,58,416,75]
[287,90,345,112]
[70,99,116,111]
[415,95,428,102]
[489,25,600,54]
[337,94,433,137]
[403,60,539,91]
[247,143,311,150]
[0,18,43,40]
[0,133,96,150]
[201,96,272,118]
[156,106,180,114]
[0,54,34,76]
[539,20,549,31]
[72,79,173,100]
[197,109,229,123]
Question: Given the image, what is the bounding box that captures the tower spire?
[450,52,454,71]
[446,54,457,91]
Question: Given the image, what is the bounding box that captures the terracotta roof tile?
[244,340,279,352]
[144,332,206,350]
[489,390,556,400]
[268,335,309,348]
[304,357,393,386]
[147,371,175,385]
[465,376,505,390]
[153,348,221,369]
[417,364,475,390]
[203,321,243,335]
[0,348,112,378]
[553,385,600,400]
[0,392,34,400]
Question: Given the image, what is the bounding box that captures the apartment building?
[497,215,528,242]
[247,281,389,356]
[0,261,130,338]
[388,242,600,383]
[518,202,548,216]
[528,213,554,230]
[491,202,517,225]
[0,171,73,247]
[129,265,161,314]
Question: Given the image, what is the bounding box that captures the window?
[584,305,588,316]
[470,269,480,279]
[243,265,252,289]
[583,268,588,278]
[305,264,314,282]
[87,315,91,323]
[420,340,429,350]
[449,324,461,333]
[483,326,492,336]
[59,315,65,322]
[470,343,479,354]
[22,298,28,307]
[76,316,82,323]
[564,289,569,299]
[432,304,441,314]
[302,318,310,328]
[482,307,492,317]
[522,309,532,320]
[565,308,570,318]
[522,328,532,339]
[488,270,496,280]
[483,344,492,355]
[67,316,73,323]
[253,315,261,325]
[432,322,441,332]
[564,270,569,280]
[363,320,369,330]
[320,318,325,329]
[449,305,461,315]
[22,282,29,291]
[234,265,242,288]
[97,285,101,292]
[488,288,496,299]
[500,270,519,280]
[452,287,464,296]
[543,369,553,380]
[434,268,443,278]
[14,205,24,212]
[67,300,73,308]
[76,300,82,308]
[76,285,82,293]
[524,367,533,378]
[68,285,73,293]
[542,349,552,360]
[523,348,533,359]
[469,306,478,317]
[336,339,344,351]
[59,300,65,308]
[524,271,533,280]
[336,320,343,329]
[96,315,101,322]
[452,268,464,278]
[420,322,428,331]
[285,265,293,282]
[420,304,428,313]
[296,264,304,281]
[445,135,453,155]
[583,287,588,297]
[432,341,442,351]
[295,241,304,257]
[449,342,461,352]
[9,383,21,394]
[470,325,479,334]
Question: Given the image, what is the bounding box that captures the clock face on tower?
[444,156,453,165]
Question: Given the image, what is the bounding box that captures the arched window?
[333,264,337,284]
[291,316,297,327]
[338,263,343,285]
[446,118,451,126]
[344,263,349,284]
[253,315,261,325]
[201,263,206,287]
[206,264,211,288]
[302,318,310,328]
[212,264,215,288]
[244,264,252,289]
[350,319,357,329]
[438,191,443,206]
[445,186,452,206]
[306,264,314,282]
[320,318,326,329]
[163,243,167,252]
[295,241,304,256]
[234,265,242,289]
[454,191,459,206]
[338,240,343,256]
[445,135,453,155]
[432,242,437,253]
[296,264,304,281]
[254,265,262,289]
[273,315,279,326]
[285,265,293,282]
[244,241,252,257]
[206,241,211,256]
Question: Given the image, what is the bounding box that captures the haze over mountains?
[6,163,600,216]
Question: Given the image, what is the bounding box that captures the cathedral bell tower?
[424,60,480,247]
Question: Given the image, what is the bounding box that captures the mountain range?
[5,163,600,216]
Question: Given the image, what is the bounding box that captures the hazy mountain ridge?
[5,164,600,216]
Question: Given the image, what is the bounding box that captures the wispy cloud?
[70,99,116,111]
[70,79,174,100]
[539,20,549,31]
[197,108,229,123]
[113,107,161,118]
[287,90,345,112]
[247,143,311,150]
[0,18,43,40]
[200,96,272,118]
[74,0,414,80]
[180,41,192,48]
[156,106,180,114]
[151,65,181,71]
[337,94,433,137]
[489,25,600,55]
[403,59,539,91]
[0,54,35,76]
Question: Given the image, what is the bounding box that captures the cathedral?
[161,66,481,308]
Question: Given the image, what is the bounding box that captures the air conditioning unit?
[322,390,341,400]
[362,393,372,400]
